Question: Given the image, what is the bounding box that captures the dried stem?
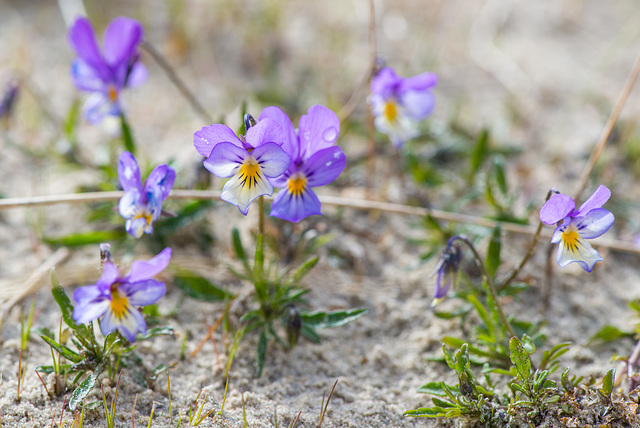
[574,49,640,200]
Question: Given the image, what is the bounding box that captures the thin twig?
[190,307,228,358]
[140,41,214,125]
[574,49,640,200]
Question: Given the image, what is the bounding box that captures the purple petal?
[194,124,242,157]
[539,194,575,225]
[118,151,142,192]
[126,217,148,238]
[101,304,146,342]
[95,262,120,290]
[119,188,141,219]
[68,17,109,81]
[120,279,166,306]
[302,146,346,187]
[259,106,298,161]
[573,208,614,239]
[143,164,175,201]
[82,92,119,124]
[252,142,291,178]
[270,186,322,223]
[399,89,436,119]
[73,285,110,324]
[125,248,172,283]
[575,185,611,217]
[398,72,438,92]
[297,105,340,160]
[203,142,246,178]
[245,118,285,149]
[126,62,148,88]
[371,67,401,98]
[71,59,107,92]
[102,17,143,75]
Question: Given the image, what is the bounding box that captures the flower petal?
[270,186,322,223]
[103,17,143,74]
[119,189,141,219]
[259,106,298,161]
[82,92,119,124]
[71,59,106,92]
[398,72,438,92]
[126,217,148,238]
[302,146,346,187]
[245,118,285,149]
[96,262,120,290]
[68,17,109,81]
[575,185,611,217]
[144,164,175,201]
[73,285,110,324]
[194,124,242,157]
[371,67,401,98]
[221,168,273,215]
[120,279,166,306]
[125,247,172,283]
[297,105,340,160]
[556,233,603,272]
[118,151,142,192]
[573,208,614,239]
[126,62,148,88]
[373,112,418,148]
[101,303,146,342]
[399,89,436,119]
[539,194,575,225]
[252,142,291,178]
[203,142,245,177]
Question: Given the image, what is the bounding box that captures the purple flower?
[0,80,19,121]
[194,117,291,215]
[432,238,462,307]
[118,151,175,238]
[73,248,172,342]
[370,67,438,148]
[259,105,346,223]
[539,185,614,272]
[68,16,147,124]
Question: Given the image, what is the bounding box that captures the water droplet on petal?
[125,166,133,180]
[323,127,338,142]
[303,131,311,141]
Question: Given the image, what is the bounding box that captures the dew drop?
[323,127,338,142]
[124,166,133,180]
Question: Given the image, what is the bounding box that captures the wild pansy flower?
[432,238,462,307]
[370,66,437,148]
[259,105,346,223]
[194,116,291,215]
[68,16,147,124]
[539,185,614,272]
[73,247,171,342]
[118,151,175,238]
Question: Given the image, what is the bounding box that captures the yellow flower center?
[133,211,153,227]
[108,85,118,102]
[110,288,129,319]
[288,176,307,196]
[384,101,398,122]
[239,159,260,188]
[562,227,580,252]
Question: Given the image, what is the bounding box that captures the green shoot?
[167,371,173,424]
[20,298,37,351]
[318,380,338,427]
[101,370,123,428]
[147,402,156,428]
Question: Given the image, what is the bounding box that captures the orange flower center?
[110,287,128,319]
[384,101,398,122]
[239,159,260,188]
[288,176,306,196]
[562,227,580,252]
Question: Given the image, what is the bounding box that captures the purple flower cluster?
[68,16,147,124]
[73,248,172,342]
[370,67,438,148]
[194,105,345,222]
[539,185,614,272]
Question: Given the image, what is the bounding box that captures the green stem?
[258,196,265,237]
[452,236,516,339]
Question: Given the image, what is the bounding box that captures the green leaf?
[138,326,176,340]
[431,398,456,408]
[300,308,367,329]
[69,371,99,411]
[521,334,536,355]
[120,113,136,155]
[231,228,249,266]
[44,230,126,247]
[256,329,268,378]
[588,325,634,344]
[36,364,73,375]
[598,368,615,403]
[51,268,81,332]
[509,337,531,382]
[485,224,501,277]
[149,364,169,381]
[173,270,234,302]
[468,129,489,181]
[41,335,81,363]
[441,337,493,358]
[287,256,319,285]
[300,324,321,343]
[417,382,448,396]
[404,407,447,417]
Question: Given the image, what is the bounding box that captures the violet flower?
[118,151,175,238]
[68,16,147,124]
[370,67,437,148]
[259,105,346,223]
[73,248,172,342]
[539,185,614,272]
[0,80,19,121]
[194,117,291,215]
[432,238,462,307]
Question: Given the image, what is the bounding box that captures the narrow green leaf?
[41,335,81,363]
[138,326,176,340]
[44,230,126,247]
[149,364,169,381]
[300,308,367,329]
[300,324,321,343]
[468,129,489,181]
[120,113,136,155]
[256,329,268,378]
[431,398,456,408]
[51,268,81,332]
[485,224,501,277]
[492,155,508,195]
[69,371,99,411]
[509,337,531,382]
[404,408,447,417]
[417,382,447,396]
[287,256,319,285]
[254,233,265,283]
[588,325,633,344]
[173,270,234,302]
[231,228,248,264]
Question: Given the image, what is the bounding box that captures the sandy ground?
[2,1,640,427]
